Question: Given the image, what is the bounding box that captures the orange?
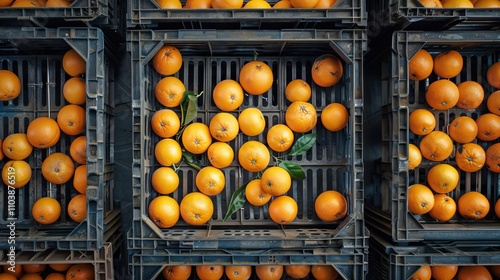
[45,0,73,7]
[0,0,14,6]
[67,194,87,223]
[23,264,46,274]
[442,0,474,6]
[155,138,182,166]
[245,179,271,207]
[409,143,422,170]
[431,265,458,280]
[409,108,436,136]
[266,124,294,152]
[32,197,61,225]
[476,113,500,141]
[42,152,75,184]
[315,190,348,222]
[62,49,86,77]
[207,142,234,168]
[45,273,66,280]
[457,266,493,280]
[11,0,42,6]
[156,0,182,8]
[486,143,500,173]
[238,107,266,136]
[487,61,500,89]
[155,76,186,108]
[151,109,181,138]
[0,69,21,101]
[2,160,32,188]
[427,163,459,193]
[57,104,86,136]
[70,136,86,165]
[290,0,319,7]
[152,45,183,76]
[496,199,500,218]
[211,0,243,8]
[21,273,43,280]
[26,117,61,149]
[419,0,443,7]
[151,167,179,195]
[180,192,214,225]
[419,131,453,161]
[457,81,484,110]
[311,265,339,280]
[273,0,293,7]
[225,266,252,280]
[196,266,224,280]
[238,140,270,172]
[285,79,311,102]
[314,0,336,7]
[2,133,33,160]
[260,166,291,196]
[65,264,94,280]
[408,184,435,215]
[455,143,485,172]
[3,264,23,278]
[210,112,239,142]
[162,266,192,280]
[196,166,226,196]
[428,194,456,222]
[285,265,310,279]
[474,0,500,7]
[433,50,463,78]
[458,191,490,219]
[244,0,272,8]
[212,79,244,112]
[311,54,343,87]
[410,266,431,280]
[409,49,434,81]
[448,116,478,143]
[487,90,500,115]
[321,102,348,132]
[425,79,459,110]
[0,273,17,280]
[73,164,87,194]
[181,122,212,154]
[255,266,283,280]
[185,0,211,8]
[268,195,298,224]
[63,77,86,105]
[148,195,180,228]
[239,60,274,95]
[49,264,72,272]
[285,101,317,133]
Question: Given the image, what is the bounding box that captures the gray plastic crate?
[368,232,500,280]
[365,30,500,243]
[128,29,366,250]
[0,27,119,251]
[129,245,367,280]
[369,0,500,31]
[127,0,366,29]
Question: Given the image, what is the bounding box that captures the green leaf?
[279,161,306,180]
[180,91,199,126]
[182,151,201,170]
[288,134,317,156]
[223,181,249,221]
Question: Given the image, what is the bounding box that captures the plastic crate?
[127,0,366,29]
[364,30,500,243]
[0,27,119,251]
[368,232,500,280]
[129,245,367,280]
[128,29,366,250]
[369,0,500,31]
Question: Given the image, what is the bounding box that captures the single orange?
[0,273,17,280]
[181,122,213,154]
[457,81,484,110]
[409,108,436,136]
[455,143,485,173]
[496,199,500,218]
[65,264,94,280]
[458,191,490,219]
[238,140,270,172]
[457,266,493,280]
[285,265,311,279]
[408,184,435,215]
[62,49,86,77]
[63,77,86,105]
[41,152,75,184]
[211,0,243,8]
[261,166,291,196]
[156,0,182,8]
[321,102,348,132]
[180,192,214,225]
[255,266,283,280]
[67,194,87,223]
[311,54,343,87]
[2,160,32,188]
[431,265,458,280]
[57,104,86,136]
[70,136,86,165]
[23,264,46,274]
[285,101,317,133]
[409,143,423,170]
[162,266,192,280]
[448,116,478,144]
[152,167,179,195]
[245,179,272,207]
[0,69,21,101]
[476,113,500,141]
[238,107,266,136]
[225,266,252,280]
[185,0,212,8]
[487,90,500,115]
[2,133,33,160]
[3,264,23,278]
[273,0,293,7]
[20,273,43,280]
[409,49,434,81]
[427,163,459,193]
[486,143,500,173]
[196,266,224,280]
[266,124,294,152]
[433,50,463,78]
[45,273,66,280]
[425,79,459,110]
[244,0,272,8]
[487,61,500,89]
[410,266,431,280]
[32,197,61,225]
[148,195,180,228]
[155,76,186,108]
[212,79,244,112]
[315,190,348,222]
[239,60,274,95]
[210,112,239,142]
[151,109,181,138]
[0,0,14,7]
[152,45,183,76]
[196,166,225,196]
[11,0,41,6]
[45,0,72,6]
[155,138,183,167]
[314,0,337,7]
[285,79,311,102]
[49,263,72,272]
[290,0,319,7]
[207,142,234,169]
[419,0,443,7]
[26,117,61,149]
[419,131,454,161]
[269,195,298,224]
[474,0,500,7]
[428,194,457,222]
[73,165,87,194]
[311,265,339,280]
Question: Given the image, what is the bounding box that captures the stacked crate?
[366,2,500,279]
[0,2,123,279]
[126,1,368,279]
